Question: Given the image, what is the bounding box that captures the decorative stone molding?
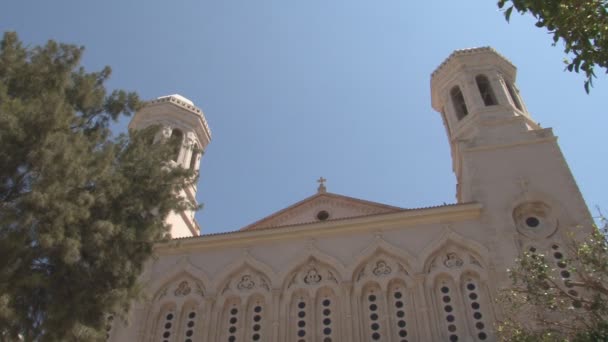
[174,280,192,296]
[287,259,339,289]
[443,253,464,268]
[356,254,408,283]
[372,260,392,276]
[157,278,205,301]
[145,95,212,139]
[237,275,255,290]
[221,268,271,295]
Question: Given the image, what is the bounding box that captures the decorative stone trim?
[146,95,212,139]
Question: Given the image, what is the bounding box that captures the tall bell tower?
[430,47,591,252]
[128,94,212,238]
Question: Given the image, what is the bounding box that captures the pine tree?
[0,32,197,341]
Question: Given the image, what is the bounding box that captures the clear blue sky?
[2,1,606,234]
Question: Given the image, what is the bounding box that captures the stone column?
[205,296,219,341]
[413,273,433,341]
[271,289,281,342]
[339,281,354,342]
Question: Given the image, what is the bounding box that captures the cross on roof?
[317,177,327,193]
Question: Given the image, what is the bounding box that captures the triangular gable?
[241,192,403,231]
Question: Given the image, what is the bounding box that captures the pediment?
[241,192,403,231]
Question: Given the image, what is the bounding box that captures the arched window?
[505,82,523,111]
[220,298,242,342]
[475,75,497,106]
[180,304,198,342]
[450,86,468,120]
[246,296,266,342]
[282,258,342,342]
[169,129,183,162]
[146,277,206,342]
[353,252,414,342]
[157,305,177,342]
[189,144,199,170]
[361,283,387,341]
[388,281,410,341]
[435,278,464,342]
[215,265,272,342]
[289,291,311,342]
[461,276,490,341]
[316,288,338,342]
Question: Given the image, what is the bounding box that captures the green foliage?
[498,219,608,341]
[0,32,198,341]
[497,0,608,93]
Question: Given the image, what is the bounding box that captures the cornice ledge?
[156,202,483,254]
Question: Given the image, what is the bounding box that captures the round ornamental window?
[525,217,540,228]
[513,201,557,238]
[317,210,330,221]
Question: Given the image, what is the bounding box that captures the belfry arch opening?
[190,144,200,170]
[450,86,468,120]
[169,128,183,162]
[475,75,497,106]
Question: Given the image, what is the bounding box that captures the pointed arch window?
[246,296,266,342]
[362,283,387,341]
[181,305,198,342]
[435,279,463,342]
[450,86,468,120]
[169,129,184,162]
[158,306,177,342]
[221,298,242,342]
[283,258,342,342]
[475,75,497,106]
[388,281,410,341]
[146,277,206,342]
[462,276,490,341]
[353,253,415,342]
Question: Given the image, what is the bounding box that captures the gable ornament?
[174,281,191,297]
[444,253,464,268]
[304,267,322,285]
[237,274,256,291]
[372,260,392,276]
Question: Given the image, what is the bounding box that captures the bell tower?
[128,94,212,238]
[430,47,591,243]
[431,47,539,202]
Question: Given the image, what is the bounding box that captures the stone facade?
[111,48,593,342]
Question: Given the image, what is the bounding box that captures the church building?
[108,47,593,341]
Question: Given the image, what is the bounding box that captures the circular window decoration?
[525,216,540,228]
[513,201,557,238]
[316,210,330,221]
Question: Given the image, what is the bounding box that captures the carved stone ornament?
[162,125,172,138]
[397,263,409,275]
[372,260,392,276]
[304,267,322,285]
[444,253,464,268]
[260,278,270,291]
[174,281,192,297]
[327,271,338,284]
[157,286,169,300]
[428,257,438,273]
[195,282,205,297]
[237,275,256,291]
[469,255,482,268]
[356,268,366,282]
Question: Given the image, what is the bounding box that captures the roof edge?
[239,191,404,231]
[157,202,483,253]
